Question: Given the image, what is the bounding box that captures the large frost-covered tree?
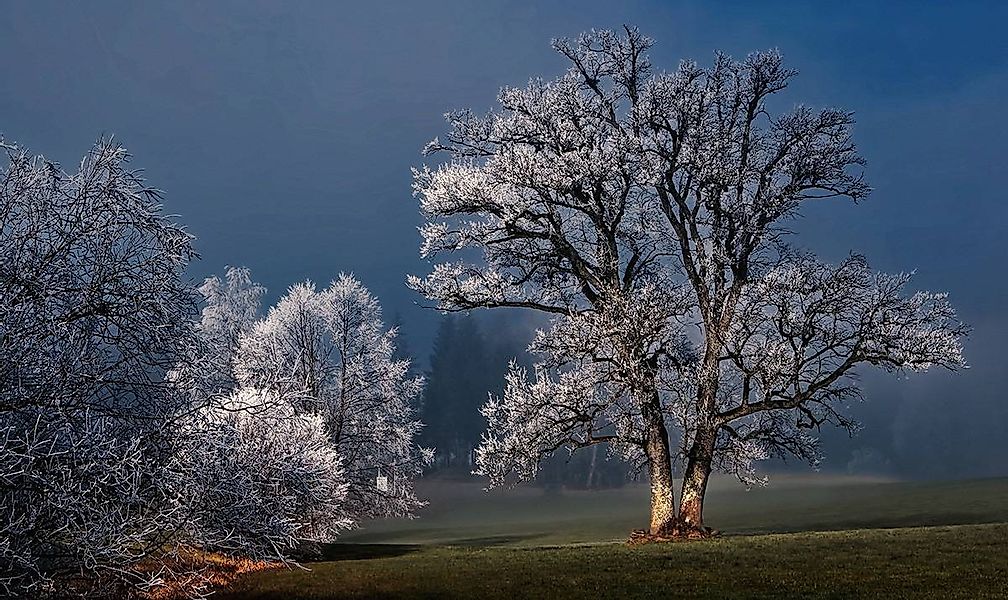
[235,275,431,521]
[411,27,966,537]
[0,138,198,596]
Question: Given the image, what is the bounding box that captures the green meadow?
[221,475,1008,598]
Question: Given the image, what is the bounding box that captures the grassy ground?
[222,523,1007,599]
[339,474,1008,546]
[220,476,1008,599]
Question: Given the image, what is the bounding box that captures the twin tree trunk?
[643,414,715,537]
[678,426,715,531]
[641,374,719,537]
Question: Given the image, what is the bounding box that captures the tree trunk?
[586,444,598,490]
[678,425,715,533]
[676,331,724,535]
[642,392,676,535]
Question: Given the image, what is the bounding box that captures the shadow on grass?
[316,543,421,561]
[826,512,1002,531]
[446,533,547,546]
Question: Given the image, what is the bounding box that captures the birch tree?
[411,27,966,537]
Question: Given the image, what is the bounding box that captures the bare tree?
[411,27,966,537]
[0,137,198,596]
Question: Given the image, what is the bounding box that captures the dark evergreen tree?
[390,311,420,379]
[420,316,457,464]
[451,314,491,465]
[422,314,514,473]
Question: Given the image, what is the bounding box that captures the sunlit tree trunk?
[678,427,715,533]
[642,391,676,535]
[677,346,721,534]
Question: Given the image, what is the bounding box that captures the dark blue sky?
[3,1,1006,476]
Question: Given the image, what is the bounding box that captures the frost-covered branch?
[0,138,199,597]
[234,274,432,521]
[415,27,967,534]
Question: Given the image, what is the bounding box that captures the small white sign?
[376,474,388,492]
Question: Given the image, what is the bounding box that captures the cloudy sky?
[3,1,1006,476]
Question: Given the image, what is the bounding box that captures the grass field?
[220,475,1008,599]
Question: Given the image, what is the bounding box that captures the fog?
[3,1,1005,479]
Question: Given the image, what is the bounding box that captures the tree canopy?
[412,27,966,535]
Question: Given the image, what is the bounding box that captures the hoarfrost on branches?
[0,138,419,597]
[170,388,351,561]
[412,27,967,534]
[168,266,358,586]
[170,268,430,578]
[0,138,198,597]
[184,266,267,403]
[235,274,432,521]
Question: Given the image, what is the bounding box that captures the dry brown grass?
[134,548,280,600]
